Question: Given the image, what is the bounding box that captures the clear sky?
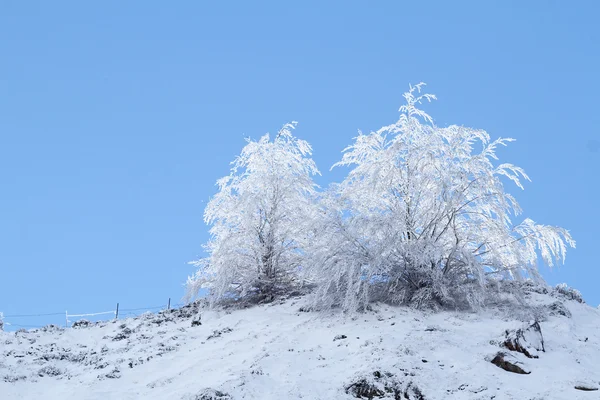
[1,1,598,329]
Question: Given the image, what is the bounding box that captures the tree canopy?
[187,84,575,311]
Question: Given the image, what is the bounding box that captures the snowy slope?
[1,289,599,400]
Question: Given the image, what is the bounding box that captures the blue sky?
[1,1,598,328]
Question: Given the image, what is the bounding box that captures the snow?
[1,291,599,399]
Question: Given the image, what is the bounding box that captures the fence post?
[115,303,119,320]
[168,298,171,310]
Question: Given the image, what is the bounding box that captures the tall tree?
[186,123,320,304]
[311,83,575,311]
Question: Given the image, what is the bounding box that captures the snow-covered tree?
[310,83,575,311]
[0,312,4,331]
[186,123,320,304]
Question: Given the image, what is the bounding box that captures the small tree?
[186,123,320,304]
[0,312,4,331]
[311,83,575,311]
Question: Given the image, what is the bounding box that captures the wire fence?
[0,299,187,332]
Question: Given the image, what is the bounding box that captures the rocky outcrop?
[191,314,202,327]
[574,384,599,391]
[192,388,232,399]
[503,321,545,359]
[490,352,531,375]
[345,371,425,399]
[547,301,571,318]
[72,319,92,329]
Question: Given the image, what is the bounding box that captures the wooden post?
[115,303,119,320]
[168,298,171,310]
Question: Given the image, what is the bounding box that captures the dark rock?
[163,302,202,321]
[490,352,530,374]
[38,366,62,377]
[553,284,584,303]
[72,319,93,329]
[99,368,121,380]
[250,367,264,375]
[503,321,544,358]
[38,351,86,363]
[94,362,109,370]
[345,378,385,399]
[574,385,599,391]
[3,375,27,383]
[191,314,202,327]
[150,316,174,326]
[345,371,425,399]
[404,381,426,400]
[127,357,146,369]
[40,324,63,333]
[193,388,232,400]
[548,302,571,318]
[519,281,549,295]
[333,334,348,341]
[113,327,133,341]
[206,328,232,340]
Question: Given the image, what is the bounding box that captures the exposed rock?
[147,377,173,389]
[345,378,385,399]
[548,301,571,318]
[192,388,232,399]
[553,283,584,303]
[345,371,425,399]
[128,357,146,369]
[333,334,347,341]
[191,314,202,327]
[72,319,93,329]
[490,352,531,374]
[113,327,133,341]
[99,367,121,380]
[520,281,550,295]
[3,375,27,383]
[38,350,87,363]
[40,324,63,333]
[206,328,232,340]
[424,325,443,332]
[37,365,63,377]
[162,302,202,322]
[574,385,599,391]
[503,321,544,358]
[404,381,426,400]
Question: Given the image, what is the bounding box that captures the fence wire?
[0,300,186,331]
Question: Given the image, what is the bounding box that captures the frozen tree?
[0,312,4,331]
[310,83,575,311]
[186,123,320,305]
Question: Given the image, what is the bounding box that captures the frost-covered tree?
[310,83,575,311]
[0,312,4,331]
[186,123,320,304]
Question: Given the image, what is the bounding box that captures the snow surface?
[1,291,599,399]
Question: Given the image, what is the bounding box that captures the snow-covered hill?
[1,287,599,400]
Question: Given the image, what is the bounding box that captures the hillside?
[1,286,599,399]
